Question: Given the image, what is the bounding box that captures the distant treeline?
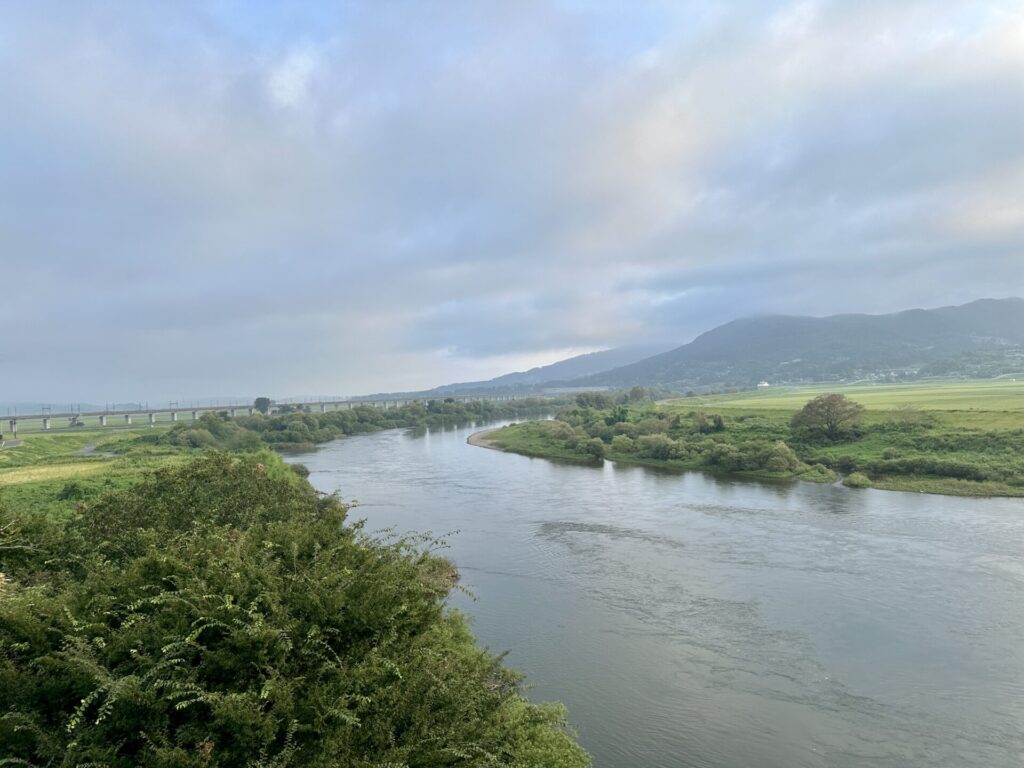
[140,397,563,453]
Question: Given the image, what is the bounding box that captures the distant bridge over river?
[4,394,529,435]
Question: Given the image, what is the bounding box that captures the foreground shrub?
[0,453,588,767]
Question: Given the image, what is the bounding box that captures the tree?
[623,386,649,403]
[604,405,629,426]
[582,437,607,460]
[254,396,272,414]
[790,394,865,440]
[610,434,636,453]
[574,392,612,410]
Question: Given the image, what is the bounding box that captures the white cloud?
[267,49,317,109]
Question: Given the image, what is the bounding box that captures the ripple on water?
[294,422,1024,768]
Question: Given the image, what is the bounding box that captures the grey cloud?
[0,1,1022,401]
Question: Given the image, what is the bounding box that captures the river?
[290,421,1024,768]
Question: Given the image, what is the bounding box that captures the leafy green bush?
[610,435,636,453]
[612,421,638,438]
[636,434,680,460]
[581,438,607,461]
[0,453,588,767]
[843,472,872,488]
[798,464,838,483]
[703,439,800,473]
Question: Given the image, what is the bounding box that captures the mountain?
[571,298,1024,390]
[428,345,671,395]
[355,345,671,400]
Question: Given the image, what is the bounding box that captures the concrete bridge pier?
[148,413,156,425]
[99,415,107,427]
[170,412,177,422]
[124,414,132,425]
[248,407,255,416]
[192,411,199,421]
[42,417,50,430]
[8,419,17,436]
[229,408,236,417]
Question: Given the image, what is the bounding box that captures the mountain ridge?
[567,298,1024,390]
[353,344,671,400]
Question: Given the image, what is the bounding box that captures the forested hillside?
[571,298,1024,389]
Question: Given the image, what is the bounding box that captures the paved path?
[0,439,23,449]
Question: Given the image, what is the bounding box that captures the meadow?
[0,425,186,518]
[683,379,1024,414]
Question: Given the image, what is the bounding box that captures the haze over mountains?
[356,345,666,400]
[417,298,1024,396]
[429,345,671,394]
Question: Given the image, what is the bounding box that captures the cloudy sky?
[2,1,1022,402]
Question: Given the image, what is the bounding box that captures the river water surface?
[291,421,1024,768]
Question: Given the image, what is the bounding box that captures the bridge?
[3,394,528,435]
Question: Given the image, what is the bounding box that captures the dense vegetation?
[140,398,559,453]
[490,394,835,484]
[487,386,1024,496]
[0,452,589,766]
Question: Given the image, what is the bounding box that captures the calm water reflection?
[290,421,1024,768]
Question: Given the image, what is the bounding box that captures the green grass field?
[0,425,187,518]
[675,379,1024,412]
[0,427,172,470]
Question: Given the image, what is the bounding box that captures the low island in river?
[475,380,1024,498]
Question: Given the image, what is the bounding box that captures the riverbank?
[478,383,1024,498]
[466,427,501,449]
[294,417,1024,768]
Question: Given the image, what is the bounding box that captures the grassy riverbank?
[484,381,1024,497]
[0,398,561,518]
